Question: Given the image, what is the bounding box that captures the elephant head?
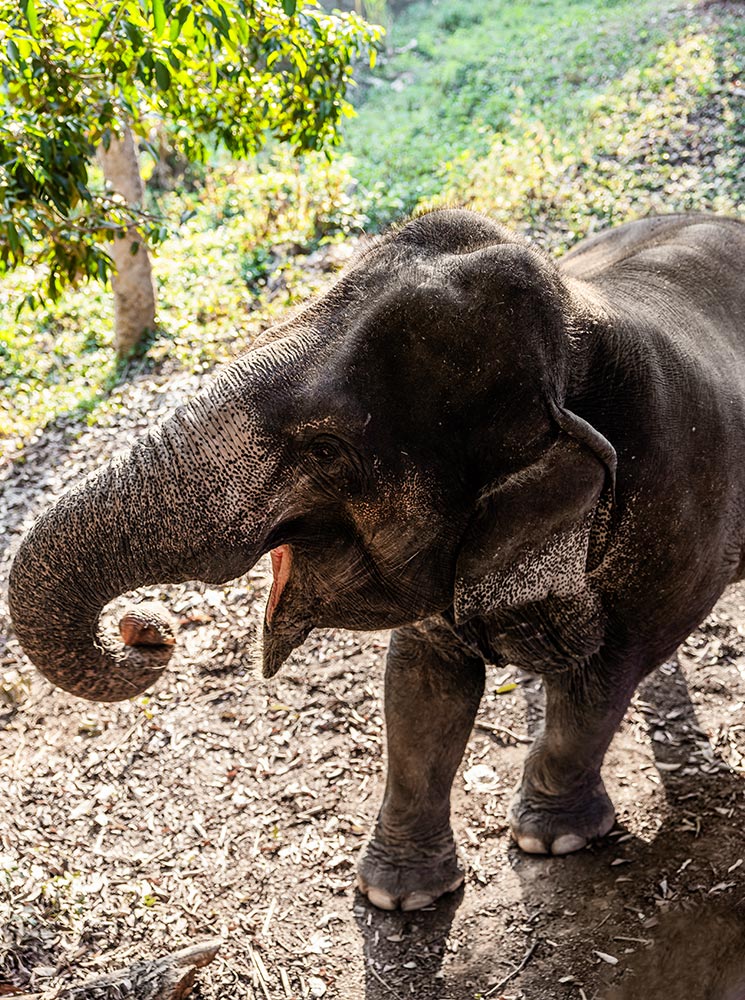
[8,209,615,701]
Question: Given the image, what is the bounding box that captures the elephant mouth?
[262,542,314,677]
[266,544,292,625]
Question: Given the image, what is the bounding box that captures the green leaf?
[6,222,20,255]
[92,10,116,47]
[22,0,39,36]
[234,14,249,45]
[6,39,20,64]
[154,61,172,90]
[152,0,166,37]
[170,5,190,40]
[124,21,144,48]
[282,0,297,15]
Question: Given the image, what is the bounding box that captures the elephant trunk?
[8,368,277,702]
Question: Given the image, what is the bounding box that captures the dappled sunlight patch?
[447,28,744,250]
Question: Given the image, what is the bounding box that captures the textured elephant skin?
[9,209,745,910]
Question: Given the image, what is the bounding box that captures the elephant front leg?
[357,622,485,911]
[510,660,638,855]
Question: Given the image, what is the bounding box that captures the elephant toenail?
[364,886,399,911]
[516,834,549,854]
[399,874,464,911]
[401,891,437,911]
[552,833,587,855]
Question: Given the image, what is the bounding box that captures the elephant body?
[9,210,745,911]
[464,214,745,674]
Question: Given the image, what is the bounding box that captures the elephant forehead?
[335,284,531,412]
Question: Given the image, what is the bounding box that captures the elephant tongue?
[267,545,292,625]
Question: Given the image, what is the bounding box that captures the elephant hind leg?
[509,655,640,855]
[357,620,485,911]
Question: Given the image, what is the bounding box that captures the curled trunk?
[11,435,189,701]
[8,368,274,701]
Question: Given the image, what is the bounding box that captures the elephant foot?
[509,776,615,855]
[356,828,464,911]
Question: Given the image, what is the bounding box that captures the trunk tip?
[119,601,178,648]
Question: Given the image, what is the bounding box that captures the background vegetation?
[1,0,743,455]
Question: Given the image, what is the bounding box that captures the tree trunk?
[98,124,157,357]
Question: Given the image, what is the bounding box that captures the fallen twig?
[475,721,531,744]
[10,938,222,1000]
[484,938,539,997]
[367,964,405,1000]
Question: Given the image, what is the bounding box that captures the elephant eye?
[304,435,364,494]
[308,439,339,466]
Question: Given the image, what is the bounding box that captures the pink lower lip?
[266,545,292,625]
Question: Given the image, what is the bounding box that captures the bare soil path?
[1,371,744,999]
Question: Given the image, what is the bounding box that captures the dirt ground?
[1,369,744,999]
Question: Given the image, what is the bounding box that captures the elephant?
[9,209,745,912]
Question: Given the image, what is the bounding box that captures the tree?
[0,0,381,354]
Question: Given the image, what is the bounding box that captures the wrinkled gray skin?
[10,210,745,911]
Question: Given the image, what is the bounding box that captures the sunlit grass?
[444,27,745,249]
[342,0,692,223]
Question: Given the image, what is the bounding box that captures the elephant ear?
[453,404,616,623]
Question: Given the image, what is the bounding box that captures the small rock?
[309,976,327,997]
[463,763,499,792]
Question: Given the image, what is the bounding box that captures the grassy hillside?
[449,23,745,249]
[1,0,743,456]
[343,0,703,222]
[344,0,744,237]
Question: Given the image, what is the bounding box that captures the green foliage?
[343,0,692,225]
[0,0,382,302]
[240,245,277,290]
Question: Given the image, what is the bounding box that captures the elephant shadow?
[508,652,745,998]
[351,650,745,1000]
[352,887,464,1000]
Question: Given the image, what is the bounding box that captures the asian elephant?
[9,209,745,912]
